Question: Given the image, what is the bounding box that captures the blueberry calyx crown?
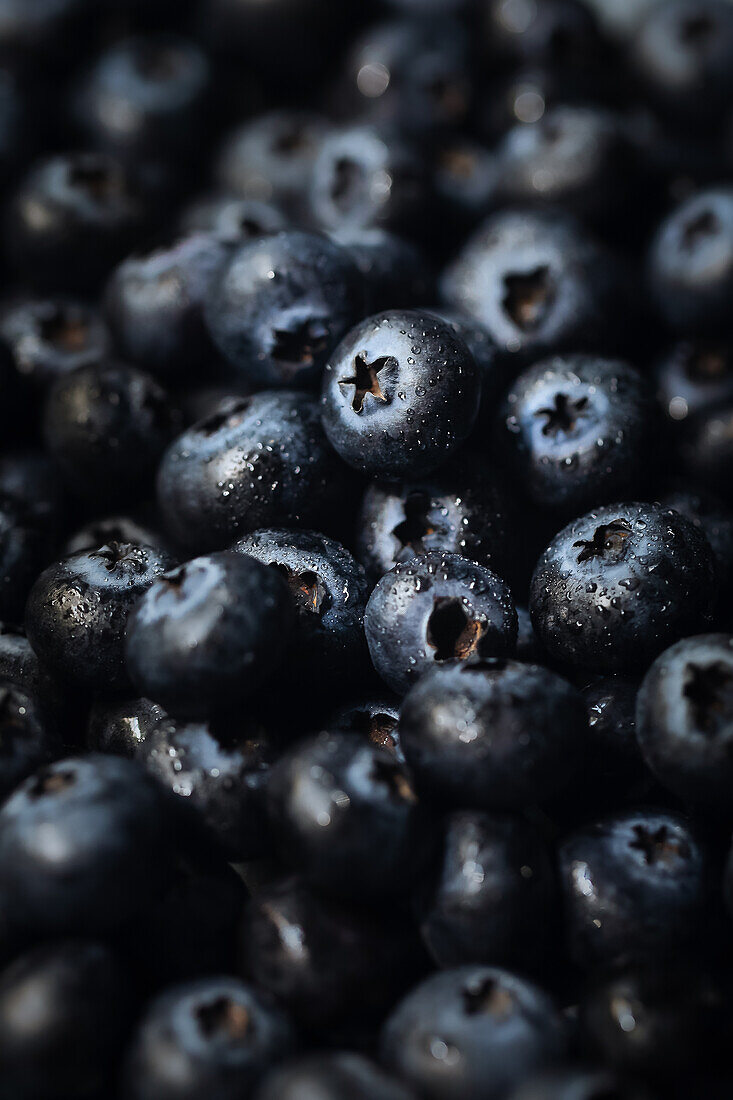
[426,596,485,662]
[573,519,632,565]
[502,265,555,331]
[338,352,393,413]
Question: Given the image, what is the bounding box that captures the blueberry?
[140,714,278,860]
[648,188,733,335]
[331,227,435,313]
[432,139,500,236]
[653,341,733,427]
[497,354,652,514]
[258,1052,417,1100]
[0,755,176,936]
[123,977,296,1100]
[43,362,182,503]
[381,966,567,1100]
[0,940,132,1100]
[26,542,173,691]
[530,502,716,673]
[233,528,369,692]
[356,453,515,581]
[64,514,168,556]
[205,230,365,390]
[157,392,351,552]
[0,681,60,801]
[0,450,65,539]
[441,210,632,363]
[577,677,651,812]
[125,551,294,718]
[0,622,66,724]
[418,811,557,971]
[179,194,288,244]
[400,658,585,808]
[483,0,604,71]
[0,492,57,623]
[0,297,111,388]
[365,552,516,695]
[328,693,403,760]
[268,730,429,896]
[558,808,712,969]
[321,310,481,479]
[507,1066,649,1100]
[86,694,168,756]
[6,152,145,293]
[239,875,424,1034]
[104,233,230,380]
[636,634,733,811]
[659,485,733,613]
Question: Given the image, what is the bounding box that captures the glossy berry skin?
[580,967,727,1080]
[157,393,350,552]
[43,362,181,503]
[497,355,651,515]
[0,682,59,801]
[577,677,651,813]
[126,551,294,719]
[0,297,111,388]
[530,503,716,673]
[441,209,630,364]
[123,977,295,1100]
[418,811,557,971]
[0,755,176,936]
[267,731,429,897]
[659,485,733,612]
[205,230,364,389]
[140,714,277,860]
[321,311,481,479]
[365,553,516,695]
[258,1053,416,1100]
[558,809,711,970]
[635,634,733,811]
[104,233,230,379]
[356,454,514,582]
[309,124,431,237]
[240,876,424,1034]
[381,966,567,1100]
[72,35,211,165]
[400,659,585,809]
[6,152,144,294]
[233,528,369,692]
[26,542,173,691]
[179,194,288,244]
[87,694,167,756]
[0,623,66,725]
[329,694,403,761]
[0,940,131,1100]
[648,189,733,335]
[214,111,329,220]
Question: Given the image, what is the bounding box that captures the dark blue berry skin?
[356,453,515,582]
[653,341,733,427]
[576,677,652,814]
[0,754,176,936]
[381,966,567,1100]
[0,681,60,801]
[635,634,733,812]
[157,393,350,553]
[365,553,517,696]
[258,1053,417,1100]
[580,967,727,1081]
[648,189,733,335]
[6,152,145,294]
[26,542,173,692]
[104,233,230,380]
[0,940,132,1100]
[140,714,278,860]
[72,35,211,166]
[239,875,426,1035]
[0,297,111,389]
[214,111,330,220]
[676,402,733,503]
[328,694,403,761]
[497,355,652,515]
[267,730,430,897]
[87,694,167,756]
[418,811,558,971]
[126,551,294,719]
[331,227,435,313]
[43,362,182,504]
[179,194,288,244]
[0,493,56,623]
[64,514,168,557]
[123,977,296,1100]
[632,0,733,130]
[321,311,481,479]
[0,623,66,726]
[400,659,585,809]
[205,230,364,390]
[558,808,712,970]
[659,486,733,615]
[508,1067,649,1100]
[309,125,431,238]
[432,139,498,236]
[483,0,604,71]
[426,309,509,425]
[530,503,716,674]
[441,209,631,365]
[0,451,65,540]
[233,528,369,693]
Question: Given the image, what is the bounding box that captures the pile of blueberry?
[3,0,733,1096]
